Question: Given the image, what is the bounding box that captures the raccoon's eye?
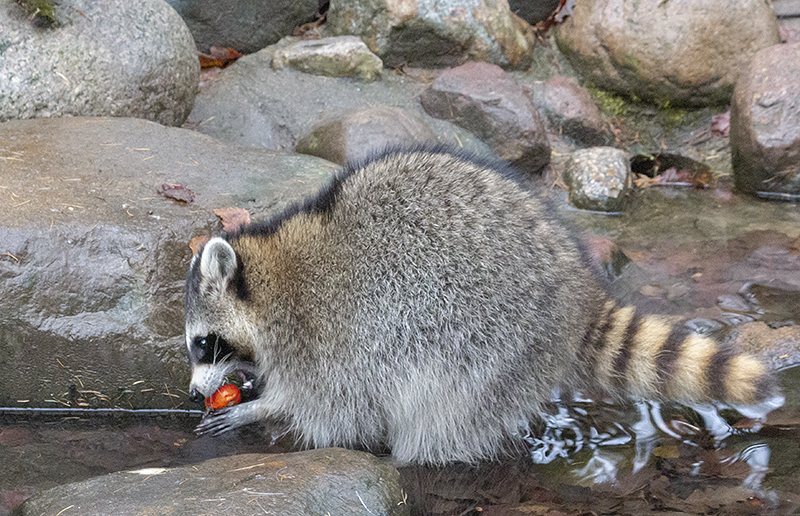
[191,336,209,361]
[192,333,235,364]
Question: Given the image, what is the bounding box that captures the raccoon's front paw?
[195,406,245,436]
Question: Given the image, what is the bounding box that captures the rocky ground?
[2,0,800,514]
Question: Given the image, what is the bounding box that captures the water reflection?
[525,393,783,492]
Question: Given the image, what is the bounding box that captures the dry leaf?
[198,47,243,69]
[213,207,252,232]
[189,235,210,255]
[158,183,195,203]
[711,111,730,137]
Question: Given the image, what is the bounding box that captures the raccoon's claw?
[195,407,238,436]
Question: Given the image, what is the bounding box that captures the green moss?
[16,0,59,28]
[585,84,631,117]
[662,107,689,127]
[651,96,695,128]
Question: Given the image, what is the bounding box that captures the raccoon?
[185,146,782,465]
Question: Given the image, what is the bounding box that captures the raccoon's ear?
[199,237,238,286]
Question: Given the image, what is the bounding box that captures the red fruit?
[205,384,241,409]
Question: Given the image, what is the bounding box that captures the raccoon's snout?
[189,361,260,405]
[189,363,234,401]
[189,388,205,403]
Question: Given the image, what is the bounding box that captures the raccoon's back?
[315,150,604,394]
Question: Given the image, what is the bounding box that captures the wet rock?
[185,46,491,154]
[582,235,631,282]
[327,0,534,70]
[420,62,550,173]
[296,106,437,164]
[725,322,800,371]
[531,75,610,146]
[555,0,781,107]
[0,117,337,409]
[15,448,409,516]
[736,281,800,330]
[562,147,632,212]
[0,0,199,127]
[730,42,800,197]
[272,36,383,83]
[509,0,561,25]
[163,0,319,54]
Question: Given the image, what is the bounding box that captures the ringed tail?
[585,300,779,407]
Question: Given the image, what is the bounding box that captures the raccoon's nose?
[189,388,205,404]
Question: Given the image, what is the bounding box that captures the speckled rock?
[297,106,437,164]
[420,62,550,173]
[731,42,800,197]
[555,0,781,107]
[563,147,632,212]
[0,0,199,126]
[327,0,534,70]
[273,36,383,83]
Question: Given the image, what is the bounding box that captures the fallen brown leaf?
[711,111,730,137]
[189,235,210,255]
[158,183,194,203]
[213,207,252,232]
[198,47,243,69]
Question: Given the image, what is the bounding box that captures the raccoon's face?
[185,238,258,401]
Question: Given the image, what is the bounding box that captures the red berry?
[205,384,241,409]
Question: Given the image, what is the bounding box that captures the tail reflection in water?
[523,393,782,490]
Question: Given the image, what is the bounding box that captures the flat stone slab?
[15,448,410,516]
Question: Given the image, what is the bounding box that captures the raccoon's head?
[185,237,258,401]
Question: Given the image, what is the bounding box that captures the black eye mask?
[190,333,236,365]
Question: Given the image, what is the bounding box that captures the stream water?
[1,186,799,515]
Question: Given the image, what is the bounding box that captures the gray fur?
[184,148,773,465]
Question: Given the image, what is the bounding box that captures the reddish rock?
[420,62,550,173]
[533,75,610,146]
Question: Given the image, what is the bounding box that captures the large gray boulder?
[327,0,534,69]
[297,106,437,164]
[185,44,491,155]
[731,42,800,197]
[555,0,781,107]
[164,0,320,54]
[0,0,199,126]
[0,117,336,409]
[16,448,410,516]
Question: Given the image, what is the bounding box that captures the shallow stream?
[2,186,799,515]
